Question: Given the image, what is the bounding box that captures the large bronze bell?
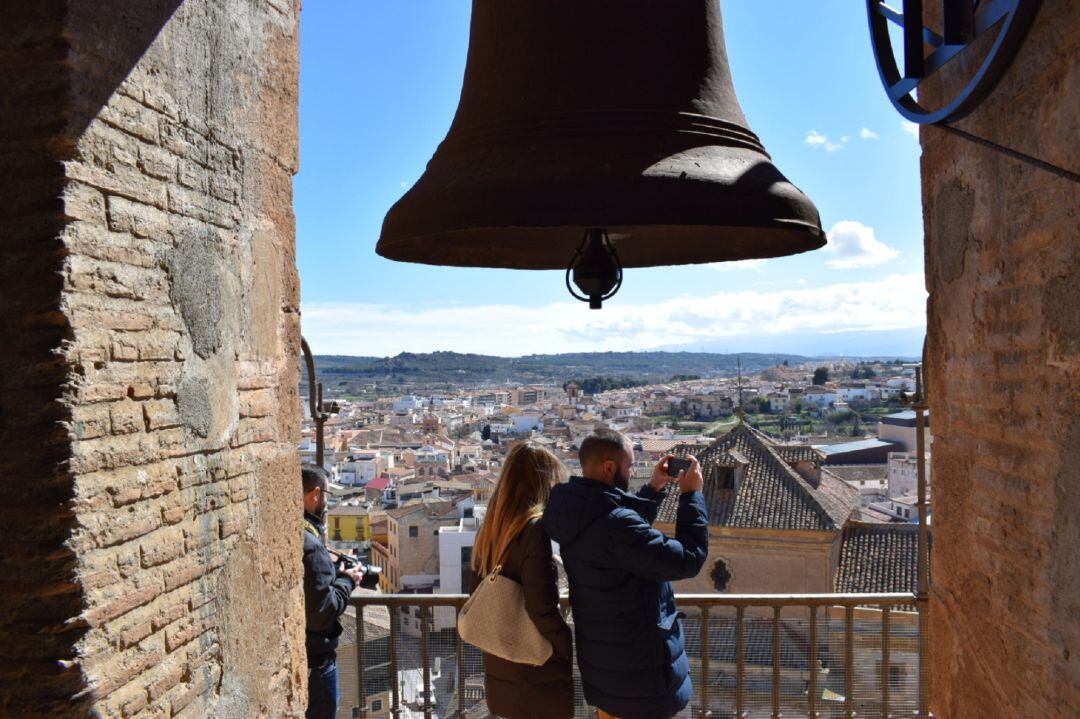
[378,1,823,291]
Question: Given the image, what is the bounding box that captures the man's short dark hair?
[578,428,629,467]
[301,464,328,493]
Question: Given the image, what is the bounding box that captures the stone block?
[109,401,143,435]
[145,660,184,701]
[139,527,185,568]
[72,404,111,440]
[66,155,169,210]
[141,399,180,431]
[98,93,161,144]
[137,144,178,181]
[94,506,161,548]
[106,195,170,240]
[163,610,216,652]
[62,181,107,223]
[239,388,274,418]
[83,583,160,626]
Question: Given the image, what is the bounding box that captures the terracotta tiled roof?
[823,465,888,484]
[774,445,824,463]
[637,437,684,455]
[655,424,857,531]
[834,521,927,610]
[387,498,458,519]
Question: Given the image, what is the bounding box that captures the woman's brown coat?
[468,517,574,719]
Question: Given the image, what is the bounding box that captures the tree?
[481,424,491,441]
[813,366,830,385]
[782,359,789,367]
[750,396,771,415]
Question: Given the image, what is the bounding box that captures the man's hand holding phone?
[678,455,704,494]
[650,456,672,491]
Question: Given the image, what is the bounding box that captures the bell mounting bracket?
[867,0,1043,124]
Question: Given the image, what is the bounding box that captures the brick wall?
[1,1,304,716]
[921,0,1080,716]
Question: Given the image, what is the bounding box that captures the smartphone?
[666,457,691,477]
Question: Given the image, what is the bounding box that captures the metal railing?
[347,593,928,719]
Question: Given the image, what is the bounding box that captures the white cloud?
[806,129,845,152]
[860,127,879,140]
[824,220,901,269]
[300,273,926,356]
[708,259,767,272]
[399,180,408,188]
[901,121,920,138]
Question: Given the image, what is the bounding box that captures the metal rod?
[421,605,432,719]
[456,606,465,717]
[845,605,855,719]
[316,381,325,467]
[356,606,366,719]
[914,366,931,718]
[882,606,892,719]
[351,592,916,609]
[808,606,818,719]
[700,607,710,719]
[389,606,400,719]
[903,0,925,78]
[736,606,745,719]
[772,606,782,718]
[300,336,326,467]
[943,0,974,44]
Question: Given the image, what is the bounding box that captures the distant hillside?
[305,351,817,396]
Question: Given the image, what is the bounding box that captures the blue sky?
[296,2,926,357]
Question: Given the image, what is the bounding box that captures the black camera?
[335,552,382,590]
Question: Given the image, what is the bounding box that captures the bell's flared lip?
[376,221,825,271]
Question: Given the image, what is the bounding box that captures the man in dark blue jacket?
[542,429,709,719]
[302,465,363,719]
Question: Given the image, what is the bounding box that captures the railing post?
[772,606,782,719]
[421,605,432,719]
[700,607,711,719]
[845,605,855,719]
[456,604,466,717]
[356,606,366,719]
[389,607,400,719]
[882,606,891,719]
[915,366,931,718]
[808,605,818,719]
[736,606,745,719]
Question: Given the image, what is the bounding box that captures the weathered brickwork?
[921,1,1079,716]
[1,1,304,717]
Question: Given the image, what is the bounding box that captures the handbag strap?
[485,541,513,581]
[484,520,533,581]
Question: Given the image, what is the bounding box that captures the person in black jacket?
[302,465,363,719]
[542,429,708,719]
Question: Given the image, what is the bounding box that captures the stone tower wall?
[921,0,1080,716]
[0,1,305,716]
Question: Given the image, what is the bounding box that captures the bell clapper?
[565,228,623,310]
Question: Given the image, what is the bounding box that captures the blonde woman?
[469,442,573,719]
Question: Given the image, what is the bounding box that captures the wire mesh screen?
[349,597,924,719]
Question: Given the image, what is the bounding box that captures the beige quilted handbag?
[457,557,553,666]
